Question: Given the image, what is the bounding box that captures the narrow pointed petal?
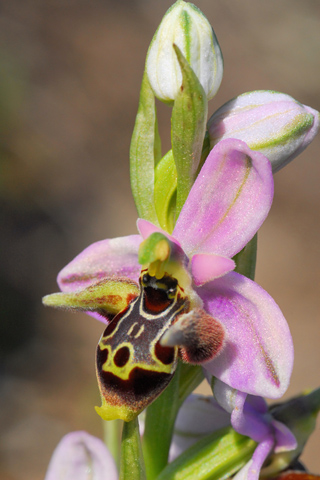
[45,431,118,480]
[173,138,273,258]
[43,277,139,324]
[200,271,293,398]
[233,438,274,480]
[191,254,235,285]
[272,419,297,453]
[213,381,271,441]
[58,235,142,293]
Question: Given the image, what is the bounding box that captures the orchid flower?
[212,379,297,480]
[166,387,320,480]
[168,393,295,480]
[43,137,293,423]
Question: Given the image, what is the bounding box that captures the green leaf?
[156,427,256,480]
[171,45,208,217]
[130,70,161,224]
[178,363,204,407]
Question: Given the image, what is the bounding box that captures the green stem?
[155,427,256,480]
[142,364,181,480]
[119,417,146,480]
[178,363,204,407]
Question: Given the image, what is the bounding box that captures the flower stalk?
[120,417,146,480]
[142,363,181,480]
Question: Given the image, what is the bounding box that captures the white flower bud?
[208,90,319,172]
[146,0,223,102]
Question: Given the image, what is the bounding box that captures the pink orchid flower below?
[168,392,297,480]
[44,392,298,480]
[43,138,293,422]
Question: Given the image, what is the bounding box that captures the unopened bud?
[45,431,117,480]
[146,0,223,102]
[208,91,319,172]
[262,388,320,477]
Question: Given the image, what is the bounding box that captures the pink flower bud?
[208,91,319,172]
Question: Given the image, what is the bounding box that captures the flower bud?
[208,91,319,172]
[146,0,223,102]
[45,431,118,480]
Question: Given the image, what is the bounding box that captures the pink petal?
[213,381,271,441]
[58,235,142,293]
[137,218,182,247]
[45,431,118,480]
[173,138,273,258]
[199,271,293,399]
[191,254,235,285]
[272,419,297,453]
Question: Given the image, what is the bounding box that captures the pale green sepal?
[233,233,257,281]
[156,426,256,480]
[154,149,177,233]
[42,278,139,316]
[119,417,146,480]
[143,364,181,480]
[263,388,320,477]
[171,45,208,217]
[130,70,161,224]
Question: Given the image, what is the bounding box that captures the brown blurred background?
[0,1,319,479]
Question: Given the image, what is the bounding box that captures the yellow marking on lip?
[134,325,145,338]
[127,322,138,336]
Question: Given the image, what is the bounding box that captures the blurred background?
[0,1,319,478]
